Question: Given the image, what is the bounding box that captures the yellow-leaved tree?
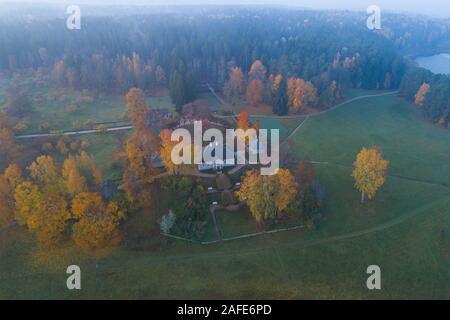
[159,129,177,175]
[28,194,70,246]
[352,147,389,202]
[236,169,297,223]
[71,192,124,252]
[62,155,87,195]
[272,74,283,94]
[0,164,22,226]
[28,155,66,195]
[14,181,41,226]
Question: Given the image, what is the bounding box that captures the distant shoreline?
[415,53,450,75]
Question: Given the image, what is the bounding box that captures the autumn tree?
[29,194,70,246]
[15,180,69,247]
[71,192,124,252]
[272,74,283,93]
[28,155,65,195]
[248,60,267,81]
[352,147,389,202]
[223,67,245,103]
[0,113,19,163]
[287,77,305,111]
[126,87,147,130]
[246,79,264,106]
[122,129,159,202]
[57,138,69,155]
[320,80,339,108]
[236,169,297,223]
[62,155,87,195]
[76,151,103,187]
[14,183,40,228]
[303,81,318,108]
[0,164,22,225]
[237,110,259,134]
[159,129,177,174]
[415,83,430,106]
[237,111,250,131]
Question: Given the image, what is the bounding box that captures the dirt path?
[16,125,133,139]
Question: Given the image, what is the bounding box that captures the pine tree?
[272,77,288,116]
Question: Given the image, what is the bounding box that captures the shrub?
[70,141,79,152]
[96,124,108,132]
[160,210,176,234]
[57,139,68,155]
[41,142,53,153]
[84,119,95,128]
[80,140,89,150]
[66,105,80,114]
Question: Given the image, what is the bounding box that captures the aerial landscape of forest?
[0,1,449,301]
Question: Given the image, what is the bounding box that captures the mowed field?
[1,92,449,299]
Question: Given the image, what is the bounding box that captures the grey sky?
[2,0,449,18]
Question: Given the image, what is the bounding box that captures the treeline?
[0,8,405,98]
[381,14,450,55]
[400,66,450,126]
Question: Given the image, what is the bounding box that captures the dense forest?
[0,6,448,122]
[400,67,450,126]
[0,8,409,106]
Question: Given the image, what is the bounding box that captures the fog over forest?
[1,0,449,18]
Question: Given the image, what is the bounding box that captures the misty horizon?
[1,0,449,19]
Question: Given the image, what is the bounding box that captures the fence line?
[161,224,305,245]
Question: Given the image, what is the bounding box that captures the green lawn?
[29,93,126,133]
[0,76,176,134]
[198,92,222,111]
[146,95,176,113]
[216,207,260,238]
[250,116,291,140]
[1,91,449,299]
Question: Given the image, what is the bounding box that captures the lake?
[415,53,450,75]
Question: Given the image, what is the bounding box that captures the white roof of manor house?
[202,141,236,164]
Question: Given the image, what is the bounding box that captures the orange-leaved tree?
[223,67,245,103]
[126,87,147,130]
[415,83,430,106]
[246,79,264,106]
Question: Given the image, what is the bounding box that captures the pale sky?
[1,0,449,18]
